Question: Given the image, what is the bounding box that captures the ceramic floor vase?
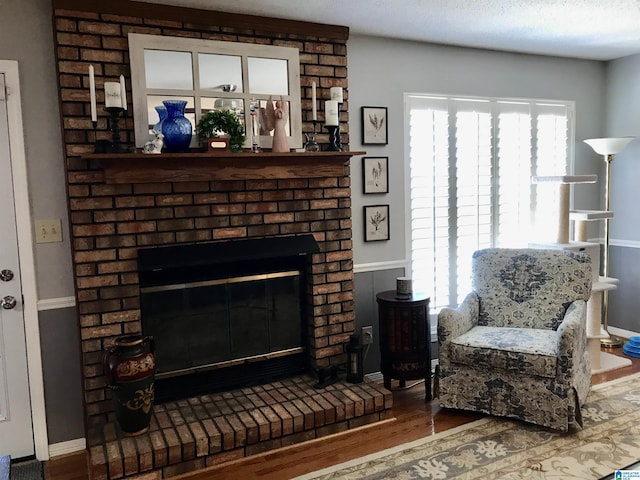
[161,100,192,152]
[103,335,155,435]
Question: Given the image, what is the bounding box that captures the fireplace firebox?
[138,235,320,402]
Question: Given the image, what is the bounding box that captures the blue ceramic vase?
[161,100,192,152]
[153,105,167,133]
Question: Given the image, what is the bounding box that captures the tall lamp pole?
[584,137,633,347]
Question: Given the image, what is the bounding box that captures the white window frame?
[128,33,302,149]
[404,93,575,311]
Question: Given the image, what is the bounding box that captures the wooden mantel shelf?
[86,151,365,184]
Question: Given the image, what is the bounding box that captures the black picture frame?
[362,157,389,194]
[361,106,388,145]
[363,204,390,242]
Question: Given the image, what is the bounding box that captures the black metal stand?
[313,365,339,389]
[95,107,126,153]
[325,124,342,151]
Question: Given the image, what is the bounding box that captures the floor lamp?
[584,137,634,347]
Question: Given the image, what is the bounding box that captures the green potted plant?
[195,109,246,152]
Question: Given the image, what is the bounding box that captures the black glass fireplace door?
[141,271,303,378]
[137,236,318,402]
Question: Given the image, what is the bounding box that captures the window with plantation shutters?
[407,95,572,311]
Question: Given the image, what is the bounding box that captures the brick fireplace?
[53,1,392,478]
[75,151,398,478]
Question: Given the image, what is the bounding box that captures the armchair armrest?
[437,291,479,347]
[437,292,479,368]
[556,299,588,381]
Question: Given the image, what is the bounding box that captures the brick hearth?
[88,377,392,479]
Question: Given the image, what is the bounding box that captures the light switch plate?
[35,219,63,243]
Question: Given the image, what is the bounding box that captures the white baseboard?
[610,239,640,249]
[48,438,86,457]
[365,371,383,382]
[608,326,640,340]
[365,361,439,384]
[353,260,408,274]
[37,296,76,311]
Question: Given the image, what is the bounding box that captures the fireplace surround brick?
[52,1,390,477]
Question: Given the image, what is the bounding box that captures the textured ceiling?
[136,0,640,60]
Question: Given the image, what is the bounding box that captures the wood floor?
[44,348,640,480]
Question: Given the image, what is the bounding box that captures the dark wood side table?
[376,290,431,400]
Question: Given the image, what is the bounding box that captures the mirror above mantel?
[128,33,303,150]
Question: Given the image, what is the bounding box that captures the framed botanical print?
[362,157,389,194]
[361,106,388,145]
[363,204,390,242]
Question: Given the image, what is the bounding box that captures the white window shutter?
[407,95,570,310]
[409,97,450,309]
[532,103,569,242]
[496,102,532,246]
[453,100,493,304]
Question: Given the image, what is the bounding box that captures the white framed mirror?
[129,33,302,150]
[248,57,288,95]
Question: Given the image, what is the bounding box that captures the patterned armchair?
[437,248,592,431]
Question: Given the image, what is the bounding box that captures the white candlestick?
[325,100,339,126]
[104,82,121,108]
[330,86,343,104]
[119,74,127,110]
[88,65,97,122]
[311,82,317,121]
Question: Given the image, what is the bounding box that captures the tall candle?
[330,87,343,104]
[325,100,339,126]
[311,81,317,121]
[104,82,121,108]
[88,65,97,122]
[119,74,127,110]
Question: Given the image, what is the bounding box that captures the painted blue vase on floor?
[153,105,167,133]
[161,100,192,152]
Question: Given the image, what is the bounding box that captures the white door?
[0,72,34,458]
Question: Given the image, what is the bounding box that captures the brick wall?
[52,1,354,430]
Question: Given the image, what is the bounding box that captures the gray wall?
[609,247,640,331]
[0,0,74,299]
[604,53,640,332]
[39,308,84,444]
[354,268,404,374]
[348,34,608,267]
[0,1,629,445]
[347,36,630,341]
[1,0,80,446]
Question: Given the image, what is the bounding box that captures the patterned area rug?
[294,373,640,479]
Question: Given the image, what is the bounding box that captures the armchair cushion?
[450,326,558,378]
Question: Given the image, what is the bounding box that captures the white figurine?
[143,130,164,154]
[265,96,289,152]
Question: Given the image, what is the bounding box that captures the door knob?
[1,296,17,309]
[0,270,13,282]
